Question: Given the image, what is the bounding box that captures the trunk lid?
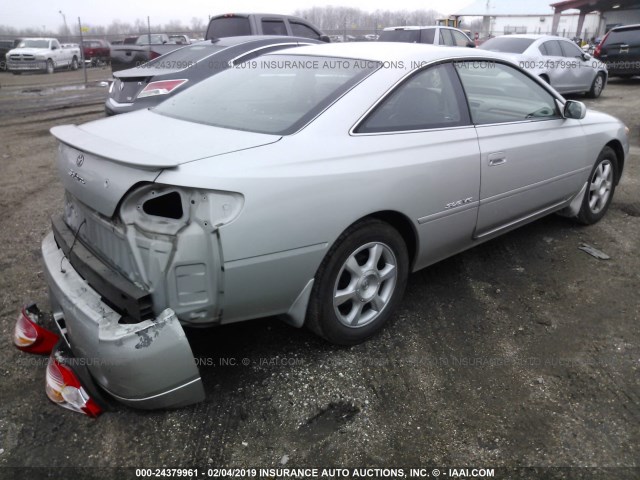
[50,110,280,216]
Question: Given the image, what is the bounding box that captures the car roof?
[268,41,503,63]
[610,23,640,31]
[209,35,321,47]
[492,34,570,41]
[382,26,438,31]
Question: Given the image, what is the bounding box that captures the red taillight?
[13,307,59,354]
[593,32,609,58]
[137,79,188,98]
[46,356,103,417]
[149,50,161,60]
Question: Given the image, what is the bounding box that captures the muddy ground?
[0,69,638,479]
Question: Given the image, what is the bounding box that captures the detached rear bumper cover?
[42,231,205,409]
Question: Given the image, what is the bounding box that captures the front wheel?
[576,146,618,225]
[586,72,605,98]
[306,219,409,345]
[45,59,54,74]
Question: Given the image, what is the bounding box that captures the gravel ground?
[0,70,638,480]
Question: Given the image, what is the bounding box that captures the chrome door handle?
[488,152,507,166]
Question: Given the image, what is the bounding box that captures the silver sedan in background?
[479,34,608,98]
[22,43,628,412]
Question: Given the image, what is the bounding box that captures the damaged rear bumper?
[42,230,205,409]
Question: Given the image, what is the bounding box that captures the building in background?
[550,0,640,39]
[455,0,600,39]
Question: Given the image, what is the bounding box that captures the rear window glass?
[154,55,379,135]
[144,44,226,67]
[605,28,640,45]
[379,30,422,43]
[136,34,167,45]
[206,17,251,39]
[479,37,535,53]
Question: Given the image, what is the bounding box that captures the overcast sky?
[1,0,475,29]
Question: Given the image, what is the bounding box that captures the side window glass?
[356,63,469,133]
[262,20,287,36]
[538,43,548,55]
[452,30,470,46]
[290,22,320,39]
[559,40,583,58]
[439,29,454,46]
[542,40,563,56]
[454,61,559,125]
[420,28,435,44]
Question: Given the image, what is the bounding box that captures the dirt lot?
[0,69,638,480]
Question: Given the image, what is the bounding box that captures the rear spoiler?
[51,124,176,169]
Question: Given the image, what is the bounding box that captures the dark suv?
[594,24,640,78]
[205,13,330,42]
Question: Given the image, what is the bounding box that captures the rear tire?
[586,72,605,98]
[576,146,617,225]
[306,219,409,345]
[71,56,78,70]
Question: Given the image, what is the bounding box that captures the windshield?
[18,39,49,48]
[479,37,535,53]
[154,55,379,135]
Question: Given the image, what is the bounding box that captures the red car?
[83,39,110,66]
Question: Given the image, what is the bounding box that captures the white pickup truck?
[6,38,80,74]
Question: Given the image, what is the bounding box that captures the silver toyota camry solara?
[21,42,629,413]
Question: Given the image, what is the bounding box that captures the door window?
[262,20,287,36]
[559,40,584,58]
[455,61,560,125]
[290,22,321,39]
[439,29,454,46]
[451,30,470,46]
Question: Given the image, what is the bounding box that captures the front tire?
[576,146,617,225]
[306,219,409,345]
[45,59,54,74]
[586,72,605,98]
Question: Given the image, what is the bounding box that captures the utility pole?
[147,16,152,44]
[78,17,88,85]
[59,10,69,40]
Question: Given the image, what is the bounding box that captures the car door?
[559,39,593,91]
[454,60,588,238]
[353,63,480,268]
[539,40,572,91]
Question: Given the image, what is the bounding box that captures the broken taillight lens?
[137,79,188,98]
[45,356,103,417]
[13,306,59,354]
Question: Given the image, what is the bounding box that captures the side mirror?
[581,52,591,61]
[466,41,476,48]
[563,100,587,119]
[51,45,58,50]
[320,35,331,43]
